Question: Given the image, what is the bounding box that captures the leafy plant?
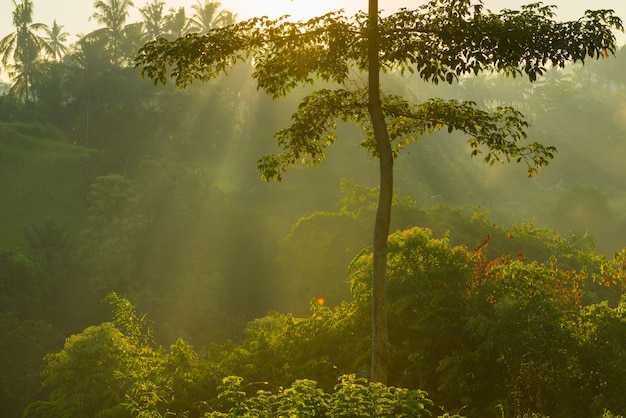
[205,374,433,417]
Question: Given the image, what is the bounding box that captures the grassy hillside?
[0,122,95,247]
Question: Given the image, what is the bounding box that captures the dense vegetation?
[2,1,626,417]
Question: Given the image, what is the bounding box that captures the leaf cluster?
[207,373,432,417]
[137,11,360,97]
[137,2,623,91]
[258,89,553,180]
[348,226,626,416]
[382,1,623,83]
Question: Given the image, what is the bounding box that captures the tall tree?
[139,0,166,41]
[118,21,144,62]
[43,20,70,62]
[136,0,622,383]
[163,7,191,40]
[66,36,114,145]
[90,0,135,65]
[0,0,52,101]
[188,0,235,34]
[366,0,395,384]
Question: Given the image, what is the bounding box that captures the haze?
[1,0,626,39]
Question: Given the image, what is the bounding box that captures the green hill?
[0,122,95,246]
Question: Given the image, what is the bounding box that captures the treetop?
[137,1,623,91]
[135,1,622,181]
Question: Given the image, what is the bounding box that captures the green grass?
[0,122,95,247]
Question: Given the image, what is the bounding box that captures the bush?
[206,374,433,417]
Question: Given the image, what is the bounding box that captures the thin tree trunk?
[368,0,391,384]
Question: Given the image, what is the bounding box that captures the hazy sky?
[1,0,625,40]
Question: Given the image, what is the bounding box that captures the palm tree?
[139,0,166,41]
[119,21,144,61]
[90,0,135,65]
[163,7,191,40]
[43,20,70,62]
[188,0,235,34]
[220,10,237,27]
[6,62,29,97]
[0,0,52,101]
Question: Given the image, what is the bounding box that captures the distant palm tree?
[0,0,52,101]
[90,0,135,65]
[139,0,166,41]
[163,7,191,40]
[188,0,236,34]
[43,20,70,62]
[6,62,29,97]
[120,21,144,60]
[220,10,237,27]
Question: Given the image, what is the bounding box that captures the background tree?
[138,0,166,41]
[187,0,235,34]
[90,0,135,65]
[42,20,70,62]
[63,35,115,145]
[0,0,53,101]
[136,0,622,383]
[0,314,61,417]
[163,6,191,40]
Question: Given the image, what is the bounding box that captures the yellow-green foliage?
[207,374,432,417]
[28,226,626,417]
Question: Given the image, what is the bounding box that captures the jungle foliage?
[2,0,626,417]
[24,227,626,418]
[135,0,622,383]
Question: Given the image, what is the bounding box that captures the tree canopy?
[0,0,53,100]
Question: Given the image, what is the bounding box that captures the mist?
[4,46,626,331]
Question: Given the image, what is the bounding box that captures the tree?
[25,293,223,418]
[188,0,236,35]
[136,0,623,383]
[138,0,166,41]
[0,0,52,101]
[163,6,191,40]
[81,174,148,293]
[25,316,138,417]
[90,0,135,65]
[0,314,61,417]
[64,35,115,145]
[42,20,70,62]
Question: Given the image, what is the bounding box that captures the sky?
[1,0,625,80]
[1,0,625,40]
